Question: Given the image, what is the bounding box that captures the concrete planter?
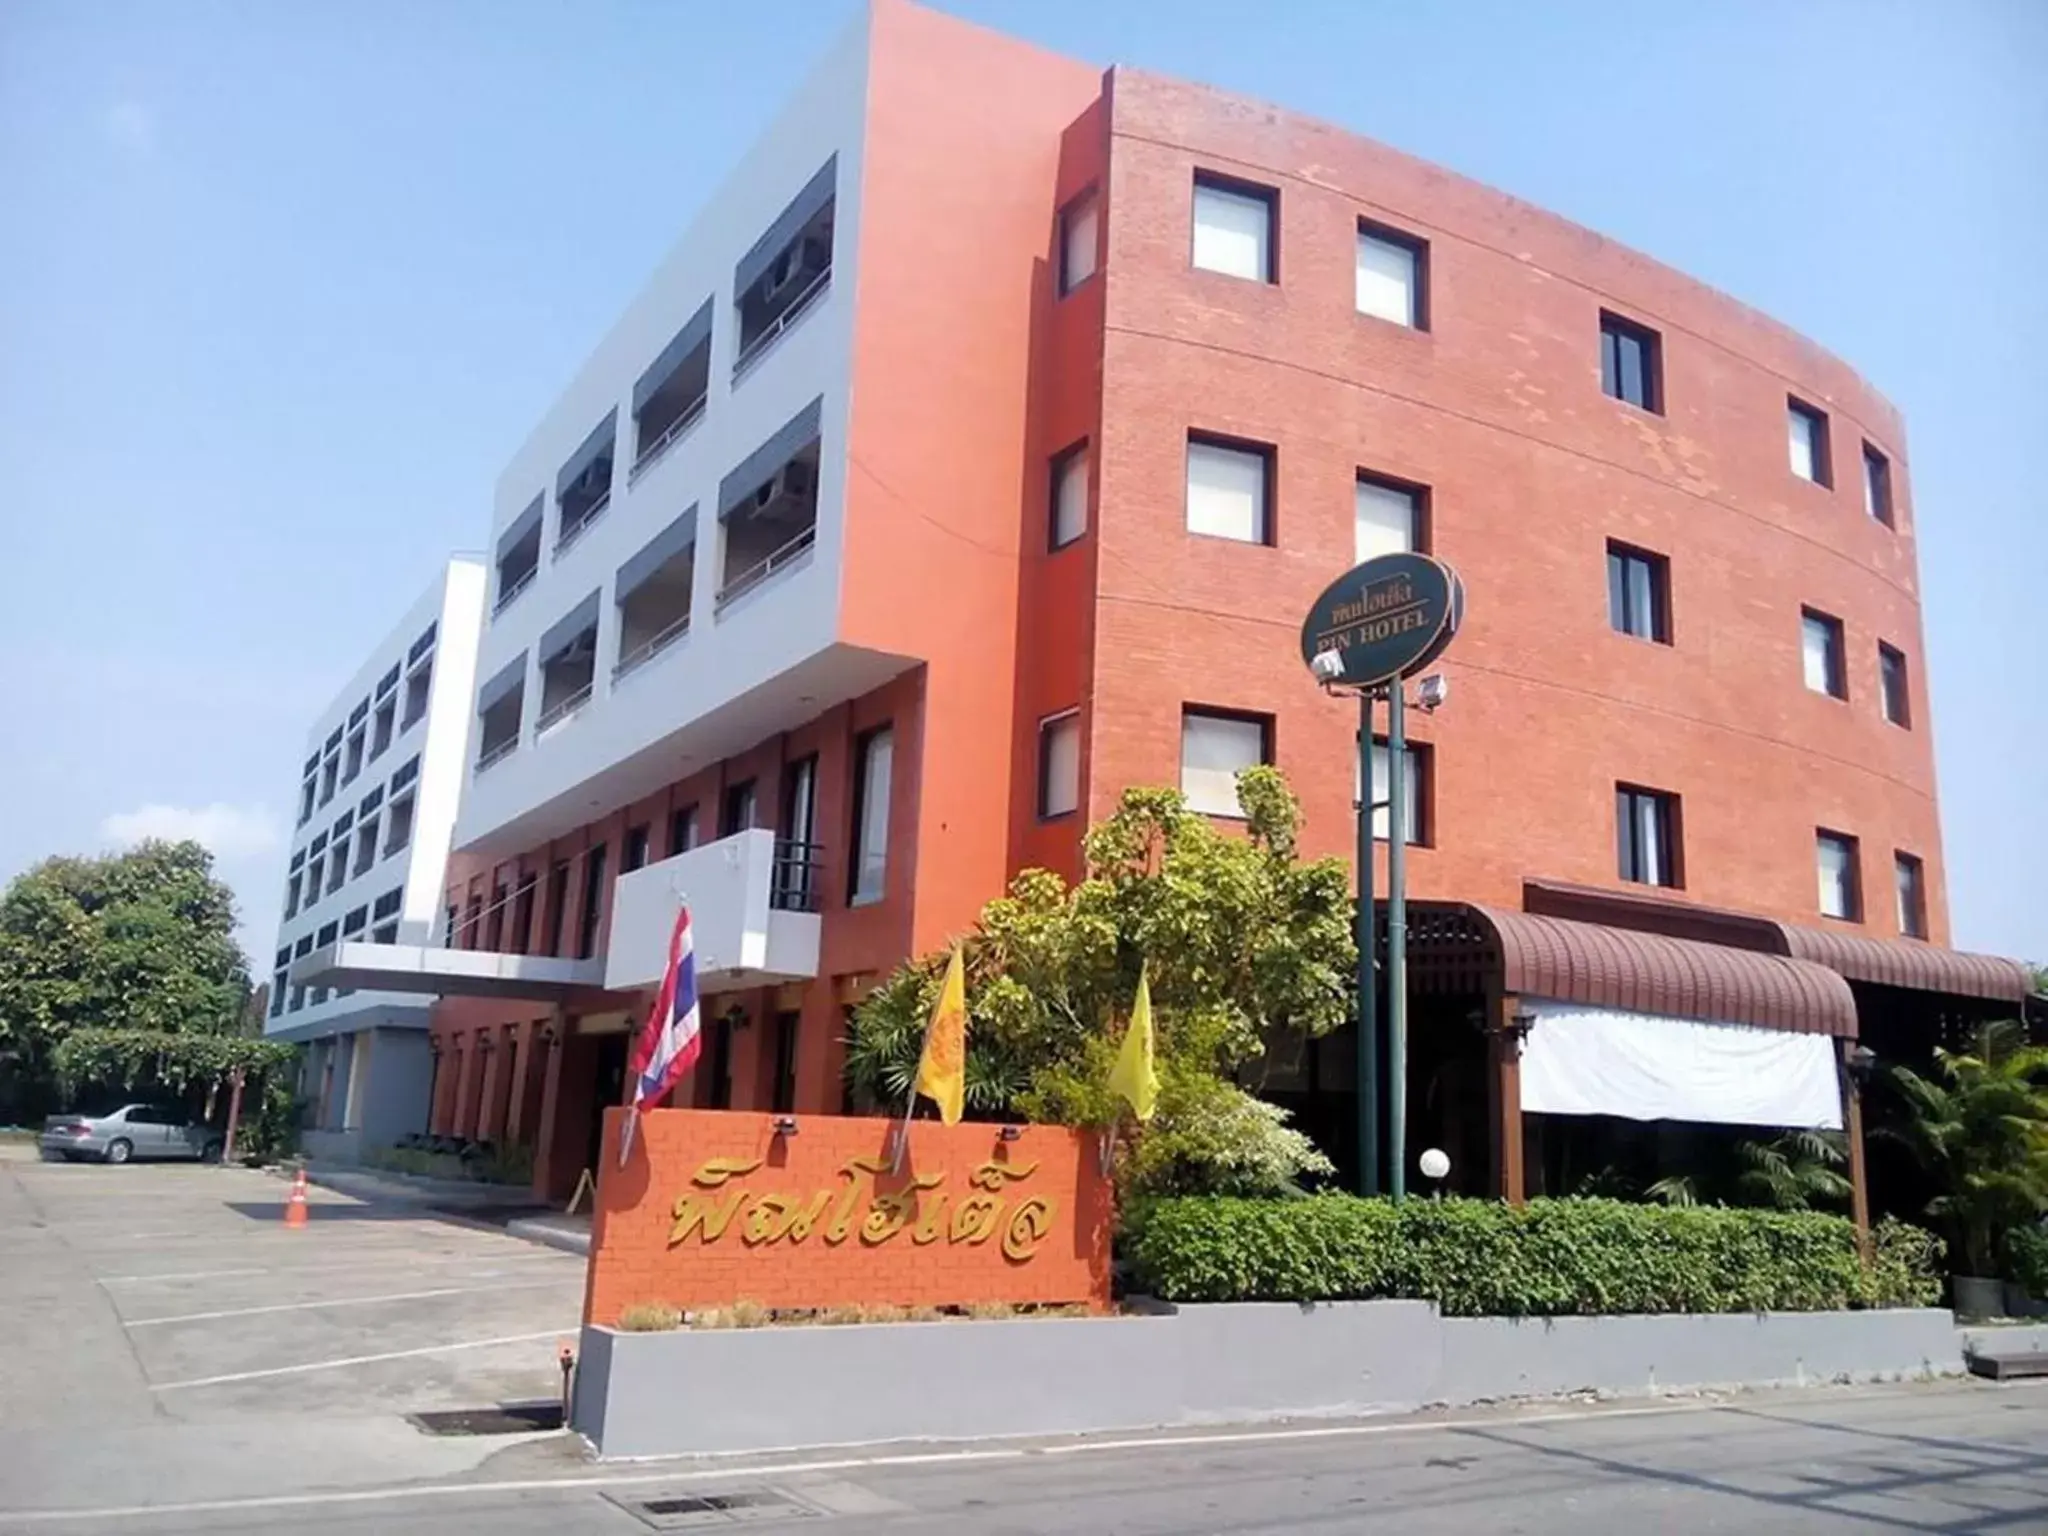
[571,1301,1961,1460]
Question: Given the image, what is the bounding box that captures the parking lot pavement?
[0,1146,590,1519]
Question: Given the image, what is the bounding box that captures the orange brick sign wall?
[582,1109,1113,1326]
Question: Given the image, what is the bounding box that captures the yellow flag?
[913,947,968,1125]
[1106,962,1159,1122]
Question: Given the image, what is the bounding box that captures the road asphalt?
[3,1144,2045,1533]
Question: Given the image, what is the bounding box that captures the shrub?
[1123,1195,1942,1315]
[616,1303,682,1333]
[2007,1224,2048,1299]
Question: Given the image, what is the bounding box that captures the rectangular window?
[770,1011,800,1115]
[508,878,534,955]
[1788,398,1831,485]
[1616,784,1681,888]
[482,885,506,952]
[1817,830,1861,921]
[1186,435,1272,544]
[1862,442,1894,525]
[1801,608,1847,699]
[304,853,324,903]
[701,1013,733,1110]
[849,726,894,905]
[1180,708,1270,819]
[1355,221,1426,328]
[577,843,608,960]
[622,824,651,873]
[1606,542,1671,643]
[720,780,757,839]
[1058,189,1098,295]
[1599,311,1662,413]
[669,803,700,858]
[383,791,414,857]
[1878,642,1911,728]
[1355,473,1423,562]
[353,815,379,876]
[778,755,819,912]
[1050,441,1090,550]
[1894,852,1927,939]
[1191,174,1275,283]
[283,872,302,920]
[544,861,570,957]
[1037,710,1081,820]
[1361,736,1428,845]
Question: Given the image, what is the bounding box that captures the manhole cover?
[408,1401,564,1436]
[610,1487,818,1529]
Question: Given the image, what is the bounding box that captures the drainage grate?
[611,1487,818,1529]
[408,1401,565,1436]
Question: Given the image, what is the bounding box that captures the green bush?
[2007,1225,2048,1299]
[1123,1195,1942,1315]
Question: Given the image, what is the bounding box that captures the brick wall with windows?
[1083,67,1943,939]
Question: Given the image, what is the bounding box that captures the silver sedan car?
[39,1105,223,1164]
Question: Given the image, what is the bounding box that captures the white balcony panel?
[606,829,820,995]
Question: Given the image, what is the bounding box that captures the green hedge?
[2008,1225,2048,1299]
[1123,1196,1942,1315]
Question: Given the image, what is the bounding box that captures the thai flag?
[628,903,701,1112]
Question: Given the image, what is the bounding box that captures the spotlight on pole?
[1415,673,1449,713]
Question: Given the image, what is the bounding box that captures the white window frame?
[1355,222,1423,327]
[1037,710,1081,820]
[1816,831,1860,921]
[1355,475,1421,562]
[1191,176,1274,283]
[1788,399,1829,485]
[1180,710,1267,819]
[1358,735,1425,844]
[850,726,893,906]
[1059,190,1098,295]
[1802,609,1845,699]
[1051,442,1089,549]
[1186,437,1270,544]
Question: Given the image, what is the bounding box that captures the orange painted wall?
[582,1109,1112,1325]
[841,0,1108,949]
[1087,69,1946,942]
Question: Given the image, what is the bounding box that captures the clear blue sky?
[1,0,2041,967]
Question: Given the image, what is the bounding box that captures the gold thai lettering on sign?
[666,1154,1056,1261]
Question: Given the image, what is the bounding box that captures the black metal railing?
[770,839,825,914]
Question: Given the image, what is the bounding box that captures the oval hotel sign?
[1300,552,1465,690]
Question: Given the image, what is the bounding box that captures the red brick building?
[301,1,2030,1206]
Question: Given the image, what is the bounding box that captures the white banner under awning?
[1519,999,1843,1130]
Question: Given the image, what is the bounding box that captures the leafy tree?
[844,767,1352,1196]
[1885,1020,2048,1276]
[0,840,251,1121]
[1735,1130,1853,1212]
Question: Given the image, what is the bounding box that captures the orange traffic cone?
[284,1168,309,1229]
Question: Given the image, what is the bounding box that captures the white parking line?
[123,1278,581,1327]
[94,1249,577,1286]
[150,1330,569,1391]
[96,1268,271,1286]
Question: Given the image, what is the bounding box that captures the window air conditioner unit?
[752,461,815,513]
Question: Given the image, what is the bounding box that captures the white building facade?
[265,558,487,1161]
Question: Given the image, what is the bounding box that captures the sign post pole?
[1355,687,1379,1199]
[1299,551,1465,1206]
[1387,679,1408,1203]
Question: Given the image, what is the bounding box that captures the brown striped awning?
[1405,902,1860,1037]
[1519,880,2036,1004]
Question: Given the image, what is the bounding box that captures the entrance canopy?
[1407,902,1860,1038]
[290,940,609,1004]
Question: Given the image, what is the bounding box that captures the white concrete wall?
[266,559,487,1041]
[454,11,875,859]
[605,830,821,993]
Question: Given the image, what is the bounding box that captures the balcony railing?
[714,525,816,616]
[612,614,691,683]
[732,268,831,381]
[475,736,519,774]
[628,396,708,485]
[554,491,613,557]
[534,682,594,737]
[493,565,537,616]
[770,839,825,914]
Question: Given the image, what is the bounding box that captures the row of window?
[1029,704,1926,935]
[269,888,405,1017]
[296,626,435,828]
[1055,171,1900,528]
[495,161,838,618]
[283,756,421,921]
[1607,542,1912,726]
[445,724,897,966]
